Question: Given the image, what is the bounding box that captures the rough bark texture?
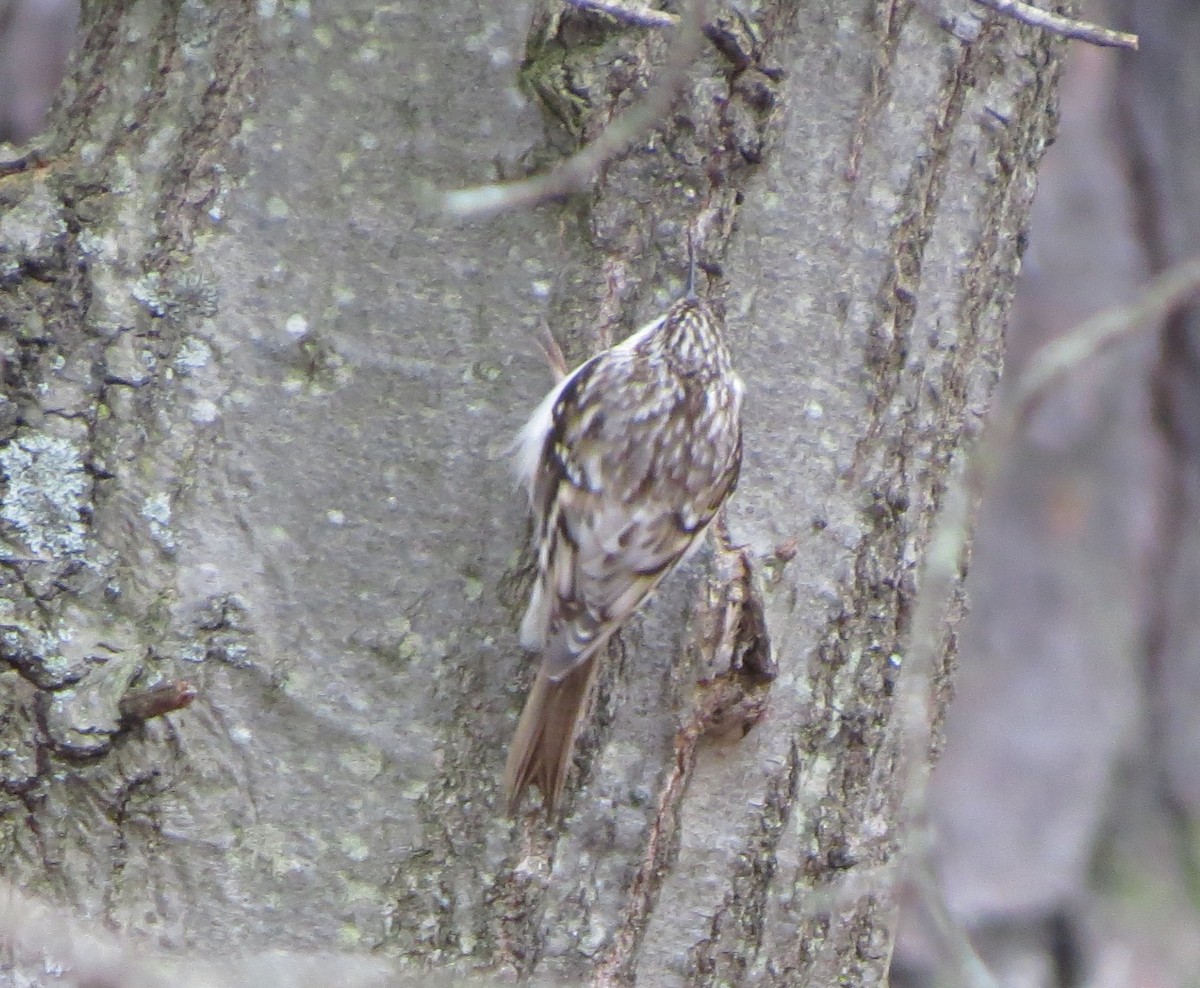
[0,1,1061,984]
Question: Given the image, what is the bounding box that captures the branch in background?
[908,855,1003,988]
[442,0,706,220]
[1008,256,1200,420]
[898,255,1200,981]
[972,0,1139,50]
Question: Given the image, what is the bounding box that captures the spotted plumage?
[504,285,744,814]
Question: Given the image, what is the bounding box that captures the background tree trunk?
[1120,0,1200,871]
[0,1,1061,984]
[887,3,1200,985]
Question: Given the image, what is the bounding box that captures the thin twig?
[910,855,1003,988]
[972,0,1138,50]
[1008,256,1200,419]
[443,0,706,220]
[566,0,679,28]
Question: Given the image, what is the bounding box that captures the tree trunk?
[0,1,1061,985]
[1120,0,1200,863]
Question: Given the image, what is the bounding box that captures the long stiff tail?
[504,656,600,815]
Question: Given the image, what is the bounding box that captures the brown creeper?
[504,272,744,814]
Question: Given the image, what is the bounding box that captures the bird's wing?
[522,349,742,680]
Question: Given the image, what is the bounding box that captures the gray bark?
[0,1,1061,985]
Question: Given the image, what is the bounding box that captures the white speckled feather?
[505,294,743,814]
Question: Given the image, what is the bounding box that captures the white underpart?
[520,584,546,650]
[513,378,570,500]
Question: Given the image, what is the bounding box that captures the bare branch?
[895,256,1200,981]
[443,0,706,220]
[972,0,1138,50]
[910,856,1003,988]
[907,254,1200,737]
[1009,256,1200,418]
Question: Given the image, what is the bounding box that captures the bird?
[504,258,744,815]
